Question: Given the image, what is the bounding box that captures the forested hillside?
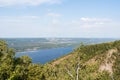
[0,40,120,80]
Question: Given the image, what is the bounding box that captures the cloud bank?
[0,0,62,7]
[0,16,118,38]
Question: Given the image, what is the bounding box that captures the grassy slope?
[44,40,120,80]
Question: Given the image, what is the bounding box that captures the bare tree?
[65,54,81,80]
[76,62,80,80]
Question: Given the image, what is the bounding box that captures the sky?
[0,0,120,38]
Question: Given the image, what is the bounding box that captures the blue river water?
[16,47,73,64]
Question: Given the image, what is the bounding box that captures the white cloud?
[0,16,41,25]
[80,17,111,25]
[20,16,40,19]
[0,16,40,21]
[71,17,112,28]
[47,12,61,17]
[0,0,62,7]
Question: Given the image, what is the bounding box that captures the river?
[16,47,73,64]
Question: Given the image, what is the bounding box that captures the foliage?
[0,40,120,80]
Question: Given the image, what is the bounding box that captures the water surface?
[16,47,73,64]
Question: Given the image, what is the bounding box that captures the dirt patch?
[51,54,73,66]
[99,49,118,75]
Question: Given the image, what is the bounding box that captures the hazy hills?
[1,38,117,52]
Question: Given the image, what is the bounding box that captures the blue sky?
[0,0,120,38]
